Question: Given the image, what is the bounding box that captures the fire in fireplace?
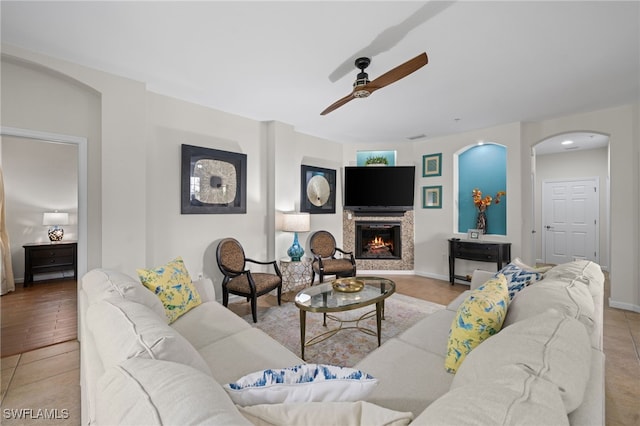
[355,221,402,259]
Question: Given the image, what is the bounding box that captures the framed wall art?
[422,185,442,209]
[422,153,442,177]
[181,144,247,214]
[300,165,336,214]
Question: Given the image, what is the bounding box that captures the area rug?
[240,294,445,367]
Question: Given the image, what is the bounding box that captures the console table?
[23,241,77,285]
[448,238,511,284]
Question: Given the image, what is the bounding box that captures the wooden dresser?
[23,241,77,285]
[448,238,511,284]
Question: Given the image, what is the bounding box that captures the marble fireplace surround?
[343,210,414,271]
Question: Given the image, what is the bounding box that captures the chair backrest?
[216,238,246,275]
[310,230,337,258]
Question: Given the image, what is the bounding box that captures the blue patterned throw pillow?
[224,364,378,406]
[495,262,544,300]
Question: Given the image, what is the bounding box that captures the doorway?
[532,132,609,268]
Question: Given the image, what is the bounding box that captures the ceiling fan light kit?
[321,52,428,115]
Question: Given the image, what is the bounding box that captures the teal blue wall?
[458,144,507,235]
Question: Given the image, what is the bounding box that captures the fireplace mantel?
[343,210,414,271]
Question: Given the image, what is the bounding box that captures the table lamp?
[282,212,310,261]
[43,211,69,242]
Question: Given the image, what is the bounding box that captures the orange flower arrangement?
[472,188,506,212]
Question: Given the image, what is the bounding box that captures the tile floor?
[1,274,639,425]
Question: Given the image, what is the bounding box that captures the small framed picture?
[422,153,442,177]
[467,229,483,240]
[422,186,442,209]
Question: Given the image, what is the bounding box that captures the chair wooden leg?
[277,286,282,306]
[223,289,229,307]
[250,296,258,323]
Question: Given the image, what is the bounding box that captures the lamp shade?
[43,212,69,226]
[282,212,310,233]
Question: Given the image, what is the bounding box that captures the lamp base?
[48,226,64,242]
[287,232,305,261]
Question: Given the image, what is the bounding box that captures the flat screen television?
[344,166,415,213]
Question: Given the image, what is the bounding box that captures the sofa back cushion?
[543,260,604,297]
[81,269,167,320]
[96,358,250,425]
[414,365,569,426]
[503,278,595,333]
[452,310,591,413]
[86,298,211,375]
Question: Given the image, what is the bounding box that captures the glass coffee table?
[294,277,395,360]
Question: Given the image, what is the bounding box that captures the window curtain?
[0,167,15,295]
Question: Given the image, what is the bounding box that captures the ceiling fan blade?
[320,93,356,115]
[365,52,428,92]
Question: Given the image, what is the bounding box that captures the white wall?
[522,105,639,312]
[2,44,638,312]
[535,147,609,269]
[411,123,523,281]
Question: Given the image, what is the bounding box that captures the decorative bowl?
[332,278,364,293]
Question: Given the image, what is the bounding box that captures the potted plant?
[365,156,389,166]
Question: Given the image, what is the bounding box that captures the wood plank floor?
[1,280,77,358]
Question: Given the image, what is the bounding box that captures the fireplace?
[355,221,402,259]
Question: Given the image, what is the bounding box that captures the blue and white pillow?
[495,262,544,300]
[224,364,378,406]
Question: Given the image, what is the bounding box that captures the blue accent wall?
[458,144,507,235]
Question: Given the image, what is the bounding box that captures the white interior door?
[542,178,599,265]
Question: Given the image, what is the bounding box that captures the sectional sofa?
[79,259,604,425]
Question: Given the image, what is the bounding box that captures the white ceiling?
[1,1,638,148]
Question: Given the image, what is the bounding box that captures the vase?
[476,210,487,234]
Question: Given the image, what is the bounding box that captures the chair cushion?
[445,274,509,373]
[227,273,281,294]
[311,232,336,258]
[314,258,354,274]
[137,256,202,323]
[218,239,246,272]
[224,364,377,406]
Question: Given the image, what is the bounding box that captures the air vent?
[407,133,427,140]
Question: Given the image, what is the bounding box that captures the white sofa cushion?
[82,269,167,320]
[96,358,250,425]
[452,310,592,413]
[238,401,413,426]
[413,365,569,426]
[224,364,378,406]
[355,339,454,416]
[86,298,211,375]
[543,260,604,296]
[197,328,304,385]
[503,276,595,333]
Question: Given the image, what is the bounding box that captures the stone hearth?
[343,210,414,271]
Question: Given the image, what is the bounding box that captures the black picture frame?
[300,165,336,214]
[181,144,247,214]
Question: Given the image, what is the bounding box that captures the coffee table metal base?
[299,301,384,360]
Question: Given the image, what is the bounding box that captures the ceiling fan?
[321,52,428,115]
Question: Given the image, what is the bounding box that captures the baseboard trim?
[608,298,640,313]
[414,271,452,283]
